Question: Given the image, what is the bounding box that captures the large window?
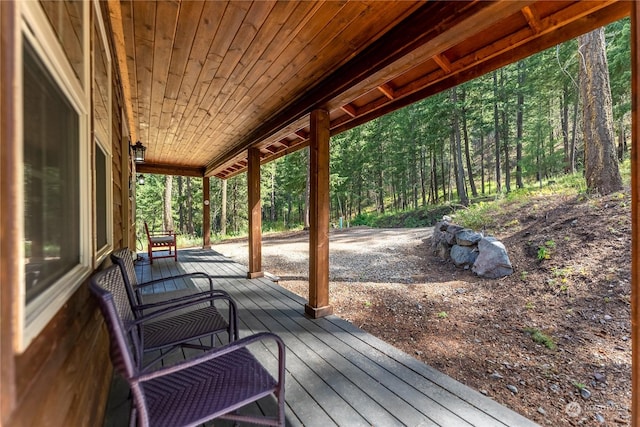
[19,0,91,350]
[23,40,81,304]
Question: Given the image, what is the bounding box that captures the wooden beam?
[332,2,630,136]
[340,103,357,118]
[433,53,452,73]
[631,3,639,425]
[205,1,512,173]
[202,176,211,249]
[306,109,332,318]
[135,162,204,177]
[377,83,395,100]
[247,147,263,279]
[1,0,19,419]
[106,0,136,145]
[521,6,542,34]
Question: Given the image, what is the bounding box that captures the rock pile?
[432,217,513,279]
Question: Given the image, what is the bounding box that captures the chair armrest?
[148,230,174,237]
[135,332,285,381]
[136,272,215,293]
[135,288,233,310]
[131,292,238,325]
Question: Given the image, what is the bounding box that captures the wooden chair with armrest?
[144,221,177,264]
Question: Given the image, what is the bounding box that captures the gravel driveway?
[211,227,434,284]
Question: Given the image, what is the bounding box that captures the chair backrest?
[143,221,151,240]
[89,264,141,380]
[110,248,144,314]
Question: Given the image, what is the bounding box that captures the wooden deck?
[103,248,539,427]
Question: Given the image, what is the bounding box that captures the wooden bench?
[144,222,177,264]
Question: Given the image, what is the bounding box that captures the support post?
[631,3,639,425]
[203,176,211,249]
[0,0,18,417]
[247,147,263,278]
[305,109,333,318]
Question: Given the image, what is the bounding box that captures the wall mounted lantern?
[137,174,145,185]
[131,141,146,163]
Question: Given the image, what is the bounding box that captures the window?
[23,40,81,304]
[93,2,112,260]
[19,0,90,350]
[95,143,108,250]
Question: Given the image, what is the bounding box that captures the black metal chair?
[109,248,238,369]
[90,264,286,427]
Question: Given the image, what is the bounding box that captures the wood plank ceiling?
[113,0,630,179]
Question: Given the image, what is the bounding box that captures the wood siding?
[1,3,130,425]
[112,43,125,249]
[7,284,111,427]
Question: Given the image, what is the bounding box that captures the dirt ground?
[212,191,631,426]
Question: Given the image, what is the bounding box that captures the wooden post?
[202,176,211,249]
[631,3,639,425]
[247,147,263,278]
[305,109,333,318]
[1,0,19,418]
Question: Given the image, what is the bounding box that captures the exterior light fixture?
[137,174,145,185]
[131,140,146,163]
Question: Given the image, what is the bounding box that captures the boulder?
[456,229,483,246]
[436,240,451,260]
[444,225,462,245]
[450,245,478,267]
[472,237,514,278]
[432,222,446,250]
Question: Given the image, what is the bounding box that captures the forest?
[135,19,631,246]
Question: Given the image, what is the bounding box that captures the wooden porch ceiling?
[113,1,630,180]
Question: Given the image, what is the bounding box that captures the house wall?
[0,2,129,425]
[8,284,111,427]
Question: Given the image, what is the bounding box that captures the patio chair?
[144,222,177,264]
[90,265,286,427]
[109,248,239,369]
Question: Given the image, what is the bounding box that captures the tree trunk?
[516,60,525,188]
[451,88,468,206]
[431,147,438,203]
[493,71,502,193]
[177,176,185,233]
[461,88,478,197]
[420,146,427,206]
[578,27,622,195]
[480,133,485,195]
[270,165,276,222]
[221,179,227,236]
[440,142,447,200]
[304,147,310,229]
[500,69,511,193]
[570,76,579,173]
[163,175,174,231]
[561,83,571,173]
[186,177,194,235]
[617,119,625,160]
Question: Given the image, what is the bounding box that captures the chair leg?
[148,246,153,264]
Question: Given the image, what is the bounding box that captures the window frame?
[93,1,113,264]
[19,0,91,351]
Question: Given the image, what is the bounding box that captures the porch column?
[247,147,263,279]
[203,176,211,249]
[631,2,639,425]
[305,109,333,318]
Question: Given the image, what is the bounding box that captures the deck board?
[104,248,539,427]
